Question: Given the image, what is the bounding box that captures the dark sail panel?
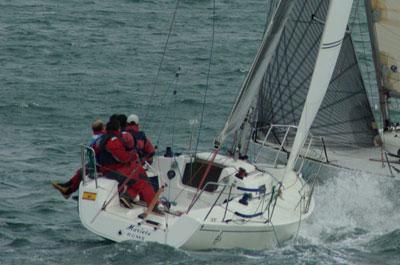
[256,0,377,148]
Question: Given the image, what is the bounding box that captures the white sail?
[286,0,354,170]
[368,0,400,97]
[217,0,296,145]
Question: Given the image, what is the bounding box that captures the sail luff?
[217,0,296,145]
[286,0,354,171]
[364,0,388,127]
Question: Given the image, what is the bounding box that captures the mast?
[286,0,354,171]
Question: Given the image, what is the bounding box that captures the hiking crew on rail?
[52,113,157,210]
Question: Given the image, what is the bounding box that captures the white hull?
[78,153,314,250]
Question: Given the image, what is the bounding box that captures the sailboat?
[249,0,400,178]
[366,0,400,155]
[77,0,352,250]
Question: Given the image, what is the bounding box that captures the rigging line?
[275,1,317,122]
[283,29,297,124]
[270,1,311,113]
[143,0,181,125]
[187,147,220,213]
[300,117,372,143]
[270,221,282,248]
[293,194,303,244]
[264,0,278,33]
[268,54,317,122]
[264,2,328,114]
[311,116,376,131]
[170,88,178,152]
[268,73,312,120]
[155,68,182,109]
[270,59,366,127]
[194,0,216,155]
[313,71,372,128]
[266,30,324,119]
[262,3,368,136]
[155,72,180,147]
[312,114,373,131]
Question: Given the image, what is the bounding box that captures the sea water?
[0,0,399,264]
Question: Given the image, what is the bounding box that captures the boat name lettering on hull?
[125,224,152,241]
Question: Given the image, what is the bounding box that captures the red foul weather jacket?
[95,130,143,179]
[125,124,156,164]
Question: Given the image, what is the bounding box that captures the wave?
[0,102,57,113]
[302,169,399,238]
[6,238,32,248]
[180,98,201,105]
[366,229,400,254]
[283,168,400,263]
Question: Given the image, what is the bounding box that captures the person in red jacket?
[53,117,156,207]
[115,114,135,155]
[125,114,156,165]
[52,119,105,198]
[95,118,156,206]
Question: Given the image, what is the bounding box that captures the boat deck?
[250,140,399,178]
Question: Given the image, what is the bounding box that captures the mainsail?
[365,0,400,125]
[255,0,377,149]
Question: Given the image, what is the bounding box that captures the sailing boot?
[51,181,72,199]
[152,203,165,216]
[138,203,165,219]
[119,193,134,209]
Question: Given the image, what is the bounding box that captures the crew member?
[52,119,105,198]
[125,114,156,165]
[94,119,156,206]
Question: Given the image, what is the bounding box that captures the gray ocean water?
[1,0,400,264]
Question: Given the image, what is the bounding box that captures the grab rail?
[383,150,400,177]
[254,124,325,173]
[80,144,98,188]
